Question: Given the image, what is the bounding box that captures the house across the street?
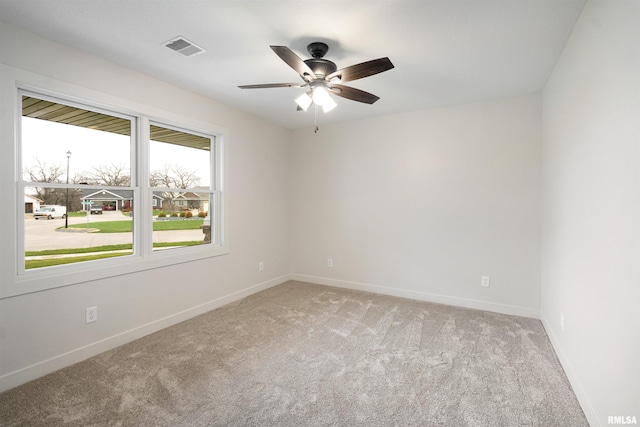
[171,191,209,213]
[81,189,164,211]
[81,189,132,211]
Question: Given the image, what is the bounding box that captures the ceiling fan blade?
[329,84,380,104]
[270,45,317,81]
[326,57,394,83]
[238,83,304,89]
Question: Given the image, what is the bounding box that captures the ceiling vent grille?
[163,36,206,57]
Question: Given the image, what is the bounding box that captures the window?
[149,123,216,251]
[21,95,135,271]
[17,89,225,287]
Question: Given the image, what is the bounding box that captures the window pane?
[22,96,132,187]
[153,193,211,251]
[150,124,213,252]
[150,124,211,189]
[24,187,134,270]
[21,95,135,271]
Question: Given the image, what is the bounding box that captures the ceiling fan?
[238,42,394,113]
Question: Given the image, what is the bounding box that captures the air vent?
[163,36,206,57]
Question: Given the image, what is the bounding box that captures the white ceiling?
[0,0,586,129]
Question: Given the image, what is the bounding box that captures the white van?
[34,205,67,220]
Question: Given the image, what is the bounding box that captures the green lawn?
[25,240,204,269]
[26,252,130,269]
[25,241,203,256]
[58,219,204,233]
[30,218,205,269]
[153,220,204,231]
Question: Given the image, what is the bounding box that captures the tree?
[150,164,200,189]
[150,164,201,211]
[24,160,199,212]
[24,160,131,210]
[170,165,201,189]
[149,164,173,188]
[84,162,130,186]
[23,159,66,205]
[24,158,65,184]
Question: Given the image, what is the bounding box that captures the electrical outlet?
[85,306,97,324]
[560,312,565,332]
[328,258,333,268]
[481,275,490,287]
[259,261,264,272]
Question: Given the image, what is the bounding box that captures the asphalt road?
[24,211,205,251]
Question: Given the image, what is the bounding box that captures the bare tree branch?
[24,158,65,183]
[150,164,201,211]
[171,165,201,189]
[23,159,67,205]
[150,164,174,188]
[85,162,130,186]
[150,164,200,189]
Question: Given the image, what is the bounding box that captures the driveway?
[24,211,205,251]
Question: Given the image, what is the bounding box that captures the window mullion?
[215,136,224,247]
[138,116,152,257]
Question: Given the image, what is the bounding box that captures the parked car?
[34,205,67,220]
[90,205,103,214]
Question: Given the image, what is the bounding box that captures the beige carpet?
[0,281,587,426]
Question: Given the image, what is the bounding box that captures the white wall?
[290,95,542,317]
[541,1,640,425]
[0,23,291,391]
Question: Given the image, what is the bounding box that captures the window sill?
[3,245,229,299]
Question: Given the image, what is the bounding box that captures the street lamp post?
[65,150,71,229]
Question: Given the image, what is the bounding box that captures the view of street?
[24,211,205,252]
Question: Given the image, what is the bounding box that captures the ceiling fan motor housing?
[304,42,337,78]
[304,58,337,79]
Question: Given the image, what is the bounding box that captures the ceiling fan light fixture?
[311,86,329,103]
[311,86,336,112]
[321,95,337,113]
[295,92,313,111]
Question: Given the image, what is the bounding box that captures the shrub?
[158,211,166,218]
[185,211,193,218]
[179,211,186,218]
[198,211,207,218]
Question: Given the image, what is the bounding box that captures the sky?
[21,117,211,187]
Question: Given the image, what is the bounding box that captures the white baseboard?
[540,314,599,427]
[0,274,290,393]
[289,273,540,319]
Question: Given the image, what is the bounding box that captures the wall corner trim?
[540,314,600,426]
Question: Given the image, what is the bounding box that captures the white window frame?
[144,119,221,258]
[6,85,228,298]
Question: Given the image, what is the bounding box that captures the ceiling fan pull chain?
[314,103,319,133]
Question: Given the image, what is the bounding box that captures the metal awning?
[22,96,210,150]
